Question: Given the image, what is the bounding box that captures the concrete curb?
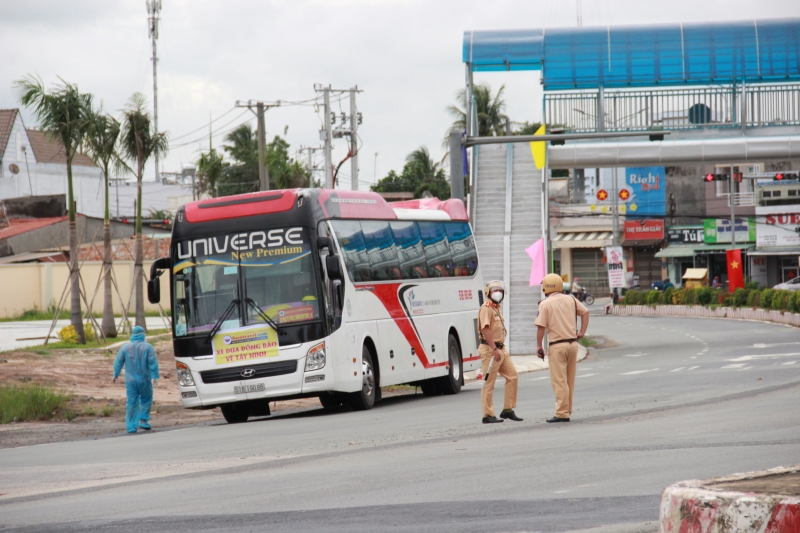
[660,465,800,532]
[607,304,800,328]
[464,344,588,381]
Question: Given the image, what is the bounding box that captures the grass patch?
[0,384,71,424]
[102,405,114,417]
[579,336,598,348]
[83,406,97,416]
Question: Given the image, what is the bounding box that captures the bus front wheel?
[349,345,376,411]
[221,402,250,424]
[319,392,343,410]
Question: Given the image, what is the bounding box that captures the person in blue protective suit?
[113,326,160,434]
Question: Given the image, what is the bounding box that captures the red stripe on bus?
[361,283,447,368]
[463,355,481,362]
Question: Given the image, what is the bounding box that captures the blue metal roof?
[463,19,800,90]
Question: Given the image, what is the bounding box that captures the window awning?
[553,231,613,249]
[654,243,755,258]
[748,246,800,256]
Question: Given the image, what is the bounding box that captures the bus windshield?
[171,227,321,337]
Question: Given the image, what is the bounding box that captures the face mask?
[490,291,504,303]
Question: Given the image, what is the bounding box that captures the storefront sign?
[624,219,664,241]
[666,226,704,244]
[605,246,626,289]
[703,218,756,244]
[624,167,666,217]
[756,213,800,247]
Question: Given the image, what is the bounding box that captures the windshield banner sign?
[212,324,279,366]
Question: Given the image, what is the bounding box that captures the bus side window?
[445,221,478,277]
[390,221,427,279]
[330,220,372,282]
[362,221,400,281]
[418,221,453,277]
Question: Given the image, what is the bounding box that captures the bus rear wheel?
[348,345,376,411]
[221,401,250,424]
[438,334,462,395]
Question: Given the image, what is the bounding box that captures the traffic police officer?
[535,274,590,423]
[478,280,522,424]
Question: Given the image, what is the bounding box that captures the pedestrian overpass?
[459,18,800,353]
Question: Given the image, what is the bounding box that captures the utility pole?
[577,0,583,26]
[730,165,737,250]
[374,152,378,182]
[322,86,333,188]
[235,100,282,191]
[349,86,359,190]
[299,145,323,187]
[147,0,161,182]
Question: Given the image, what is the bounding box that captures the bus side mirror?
[147,278,161,304]
[326,254,343,281]
[317,236,331,250]
[148,257,172,304]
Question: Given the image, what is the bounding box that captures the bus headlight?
[176,361,195,387]
[305,342,326,372]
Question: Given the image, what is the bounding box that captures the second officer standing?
[478,280,522,424]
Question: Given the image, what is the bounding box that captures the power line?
[169,106,236,142]
[169,110,252,149]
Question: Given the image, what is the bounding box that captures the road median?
[660,465,800,532]
[607,304,800,328]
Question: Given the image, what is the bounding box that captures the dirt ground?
[0,337,336,449]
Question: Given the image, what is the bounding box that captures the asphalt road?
[2,314,800,533]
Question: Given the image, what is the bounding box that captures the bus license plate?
[234,383,266,394]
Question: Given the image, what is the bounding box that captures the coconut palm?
[85,110,127,338]
[405,147,439,183]
[120,93,169,330]
[15,76,93,343]
[196,148,225,197]
[447,83,509,138]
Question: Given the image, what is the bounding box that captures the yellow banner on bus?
[212,324,279,366]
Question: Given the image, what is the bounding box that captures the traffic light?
[774,172,799,181]
[704,173,729,182]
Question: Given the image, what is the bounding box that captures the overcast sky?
[2,0,799,189]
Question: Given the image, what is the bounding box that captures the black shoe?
[482,416,504,424]
[500,410,523,422]
[546,416,570,423]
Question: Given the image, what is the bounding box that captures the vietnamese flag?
[726,249,745,293]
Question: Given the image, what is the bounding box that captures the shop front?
[622,219,664,289]
[752,210,800,287]
[657,225,704,285]
[552,228,618,296]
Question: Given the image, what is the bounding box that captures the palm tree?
[405,147,439,183]
[85,110,126,338]
[16,76,93,343]
[196,148,225,197]
[447,83,509,138]
[120,93,169,330]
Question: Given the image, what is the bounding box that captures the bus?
[148,188,484,423]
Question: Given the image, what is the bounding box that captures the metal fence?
[545,83,800,132]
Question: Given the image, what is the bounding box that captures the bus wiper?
[245,298,283,334]
[205,299,240,344]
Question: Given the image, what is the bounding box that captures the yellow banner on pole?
[212,324,279,366]
[529,124,546,169]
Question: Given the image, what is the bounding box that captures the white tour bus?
[148,188,484,423]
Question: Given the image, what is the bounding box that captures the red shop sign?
[624,219,664,240]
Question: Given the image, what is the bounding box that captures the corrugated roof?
[0,109,19,158]
[26,129,96,167]
[0,216,70,240]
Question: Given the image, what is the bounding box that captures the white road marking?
[577,373,598,378]
[728,352,800,362]
[721,364,746,369]
[697,353,704,356]
[670,367,686,372]
[528,376,551,381]
[782,361,797,365]
[622,369,659,375]
[738,366,753,371]
[691,356,697,359]
[753,342,800,348]
[688,366,700,370]
[624,353,650,357]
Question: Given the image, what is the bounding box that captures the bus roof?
[182,189,468,224]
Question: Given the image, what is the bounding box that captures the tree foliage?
[448,84,508,138]
[371,146,450,200]
[195,148,227,197]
